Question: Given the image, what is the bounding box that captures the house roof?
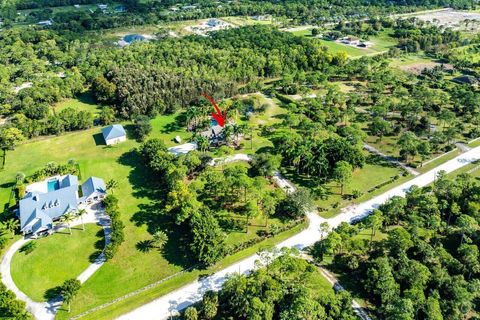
[102,124,126,141]
[19,184,78,230]
[19,175,106,233]
[81,177,106,199]
[60,174,78,188]
[200,125,224,139]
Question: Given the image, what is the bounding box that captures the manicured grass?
[317,39,368,57]
[53,92,101,116]
[11,224,104,302]
[56,221,307,320]
[289,28,396,57]
[2,109,306,316]
[468,139,480,148]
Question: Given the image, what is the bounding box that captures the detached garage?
[102,124,127,145]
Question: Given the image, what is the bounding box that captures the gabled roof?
[102,124,126,141]
[19,184,78,230]
[60,174,78,188]
[81,177,106,199]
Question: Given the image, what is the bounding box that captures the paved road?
[117,145,480,320]
[0,206,110,320]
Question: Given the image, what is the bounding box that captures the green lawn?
[11,224,104,302]
[53,92,102,116]
[283,153,406,218]
[57,221,307,320]
[2,109,307,317]
[317,39,368,57]
[389,53,435,68]
[289,28,396,57]
[222,16,274,26]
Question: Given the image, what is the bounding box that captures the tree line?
[183,248,357,320]
[314,172,480,319]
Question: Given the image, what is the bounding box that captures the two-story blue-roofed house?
[18,174,107,236]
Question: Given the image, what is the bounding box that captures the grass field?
[56,221,307,319]
[1,107,308,317]
[288,28,396,57]
[11,224,104,302]
[283,153,406,218]
[222,16,274,26]
[53,92,102,116]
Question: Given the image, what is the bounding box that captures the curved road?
[117,145,480,320]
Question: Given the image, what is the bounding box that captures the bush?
[102,195,125,260]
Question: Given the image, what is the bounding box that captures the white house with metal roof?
[18,174,106,236]
[102,124,127,145]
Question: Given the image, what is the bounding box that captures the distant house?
[114,5,126,13]
[18,174,106,236]
[37,20,53,26]
[207,18,223,27]
[452,75,479,86]
[200,124,224,144]
[102,124,127,145]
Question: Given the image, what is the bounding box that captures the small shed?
[102,124,127,145]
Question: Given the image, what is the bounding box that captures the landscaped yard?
[11,224,104,302]
[1,107,308,318]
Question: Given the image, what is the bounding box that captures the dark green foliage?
[194,249,357,320]
[276,188,315,219]
[60,278,81,312]
[102,194,125,260]
[0,280,31,319]
[132,115,152,141]
[26,160,80,184]
[189,210,225,266]
[314,173,480,319]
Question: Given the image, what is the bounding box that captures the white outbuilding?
[102,124,127,145]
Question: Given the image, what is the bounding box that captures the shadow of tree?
[161,113,187,134]
[44,286,61,301]
[89,250,103,263]
[117,149,194,268]
[136,239,154,253]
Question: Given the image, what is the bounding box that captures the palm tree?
[196,135,209,152]
[4,218,19,239]
[106,179,118,194]
[152,230,168,250]
[61,212,76,235]
[222,124,234,146]
[76,209,87,231]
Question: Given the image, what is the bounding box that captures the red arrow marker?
[202,93,226,127]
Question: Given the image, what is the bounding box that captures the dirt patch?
[399,61,454,74]
[409,9,480,31]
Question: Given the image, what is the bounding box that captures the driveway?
[117,145,480,320]
[0,205,110,320]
